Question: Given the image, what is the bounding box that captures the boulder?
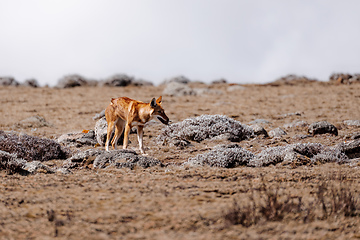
[343,120,360,127]
[63,149,162,170]
[23,161,54,174]
[268,127,287,138]
[23,79,40,88]
[329,73,360,84]
[283,120,309,129]
[248,119,272,125]
[162,75,191,85]
[268,74,318,86]
[335,139,360,159]
[0,131,70,162]
[157,115,254,146]
[308,121,338,136]
[0,77,19,86]
[162,82,196,97]
[92,110,105,120]
[55,74,95,88]
[14,115,52,129]
[57,130,97,147]
[0,150,27,174]
[100,74,133,87]
[186,144,255,168]
[250,124,269,138]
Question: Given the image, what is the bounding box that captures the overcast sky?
[1,0,359,86]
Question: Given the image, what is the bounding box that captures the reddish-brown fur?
[105,96,169,154]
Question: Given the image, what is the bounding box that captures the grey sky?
[1,0,359,86]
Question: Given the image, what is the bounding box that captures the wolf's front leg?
[123,124,131,149]
[137,126,145,154]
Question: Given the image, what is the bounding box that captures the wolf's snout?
[158,116,169,125]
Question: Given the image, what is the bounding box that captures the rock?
[268,74,318,86]
[63,149,162,170]
[193,88,223,95]
[283,120,309,129]
[63,148,105,168]
[248,143,348,167]
[268,127,287,138]
[211,78,227,84]
[186,144,255,168]
[343,120,360,127]
[100,74,133,87]
[308,121,338,136]
[23,161,55,174]
[131,79,153,86]
[95,118,109,146]
[248,119,272,125]
[279,112,302,118]
[0,77,19,86]
[292,134,312,140]
[157,115,254,146]
[335,139,360,159]
[351,132,360,140]
[56,168,72,174]
[0,150,28,174]
[23,79,40,88]
[162,75,191,85]
[329,73,360,85]
[162,82,196,97]
[250,124,269,137]
[14,115,52,129]
[93,110,106,120]
[57,130,97,147]
[0,131,70,162]
[55,74,96,88]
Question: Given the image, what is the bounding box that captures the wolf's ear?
[156,96,162,105]
[150,98,157,108]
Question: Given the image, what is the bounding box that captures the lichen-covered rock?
[100,74,133,87]
[14,115,52,129]
[23,161,55,174]
[58,130,97,147]
[250,124,269,138]
[63,148,105,168]
[335,139,360,159]
[162,75,191,85]
[268,127,287,138]
[157,115,254,146]
[131,79,153,86]
[186,144,255,168]
[0,150,27,174]
[343,120,360,127]
[283,120,309,129]
[63,149,162,170]
[0,131,70,162]
[55,74,96,88]
[0,77,19,86]
[95,117,109,146]
[248,143,348,167]
[162,82,196,97]
[329,73,360,84]
[23,79,40,88]
[308,121,338,136]
[248,119,272,125]
[269,74,318,86]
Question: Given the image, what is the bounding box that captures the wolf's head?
[150,96,169,125]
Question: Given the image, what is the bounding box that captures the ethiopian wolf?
[105,96,169,154]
